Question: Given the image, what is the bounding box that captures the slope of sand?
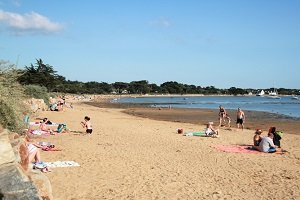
[35,101,300,200]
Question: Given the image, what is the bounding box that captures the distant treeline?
[15,59,300,95]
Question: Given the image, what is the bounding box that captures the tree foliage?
[16,58,300,96]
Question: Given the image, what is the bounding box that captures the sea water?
[115,95,300,118]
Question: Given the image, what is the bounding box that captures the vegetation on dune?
[24,85,50,105]
[0,61,29,132]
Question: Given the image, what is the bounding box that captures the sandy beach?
[34,99,300,200]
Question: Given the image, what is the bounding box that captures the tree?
[112,82,129,94]
[128,80,150,94]
[18,59,64,92]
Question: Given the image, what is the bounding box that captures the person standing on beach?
[81,116,93,134]
[236,108,245,130]
[218,105,227,127]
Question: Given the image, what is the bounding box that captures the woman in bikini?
[252,129,263,150]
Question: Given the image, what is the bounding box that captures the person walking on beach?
[81,116,93,134]
[236,108,245,130]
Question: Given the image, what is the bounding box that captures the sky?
[1,0,300,89]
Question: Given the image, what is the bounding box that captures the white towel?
[44,161,80,168]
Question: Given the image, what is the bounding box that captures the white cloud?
[149,17,172,28]
[0,10,64,35]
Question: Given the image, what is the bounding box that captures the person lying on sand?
[39,118,55,135]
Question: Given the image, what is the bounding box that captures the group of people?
[252,127,282,153]
[217,105,283,153]
[26,114,93,172]
[49,96,65,111]
[218,105,245,130]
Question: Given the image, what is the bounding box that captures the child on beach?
[205,122,219,137]
[80,116,93,134]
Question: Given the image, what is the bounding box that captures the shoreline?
[85,100,300,135]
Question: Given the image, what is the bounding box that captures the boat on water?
[256,90,265,96]
[291,96,299,100]
[267,88,280,99]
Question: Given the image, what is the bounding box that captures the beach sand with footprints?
[34,98,300,200]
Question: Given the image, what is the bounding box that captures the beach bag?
[57,124,67,133]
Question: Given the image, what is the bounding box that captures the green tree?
[128,80,150,94]
[18,58,65,92]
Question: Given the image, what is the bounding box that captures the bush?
[24,85,50,105]
[0,61,30,132]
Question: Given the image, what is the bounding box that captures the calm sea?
[115,95,300,118]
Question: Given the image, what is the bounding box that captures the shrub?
[0,61,30,132]
[24,85,50,105]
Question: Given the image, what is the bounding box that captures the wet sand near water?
[86,101,300,135]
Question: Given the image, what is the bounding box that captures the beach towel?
[44,161,80,168]
[31,130,49,135]
[184,131,206,136]
[211,145,285,154]
[29,122,59,127]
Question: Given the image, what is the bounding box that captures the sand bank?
[35,101,300,199]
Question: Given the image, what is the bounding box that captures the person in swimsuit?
[252,129,263,150]
[236,108,245,130]
[39,118,54,135]
[81,116,93,134]
[218,105,229,127]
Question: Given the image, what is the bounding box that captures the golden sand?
[34,101,300,200]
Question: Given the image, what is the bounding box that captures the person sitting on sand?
[25,136,51,172]
[269,126,282,148]
[258,132,276,153]
[39,118,54,135]
[252,129,263,150]
[80,116,93,134]
[205,122,219,137]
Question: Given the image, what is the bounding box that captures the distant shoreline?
[85,99,300,135]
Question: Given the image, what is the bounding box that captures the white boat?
[256,90,265,96]
[266,87,281,99]
[291,96,299,100]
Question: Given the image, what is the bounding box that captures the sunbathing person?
[25,137,50,172]
[205,122,219,137]
[258,132,276,153]
[39,118,54,135]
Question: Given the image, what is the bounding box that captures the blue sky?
[1,0,299,89]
